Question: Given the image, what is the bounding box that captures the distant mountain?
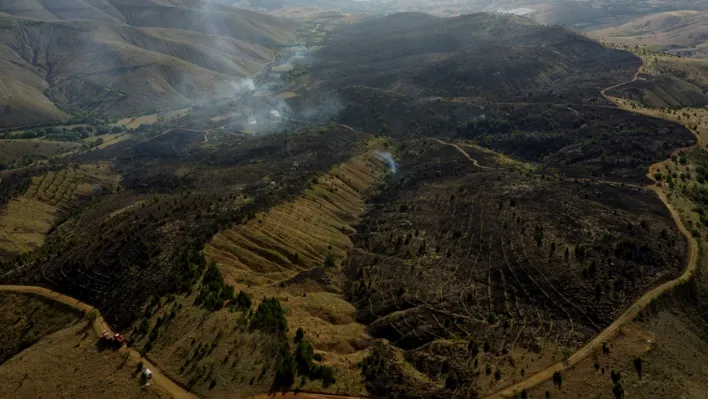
[0,0,296,127]
[590,10,708,58]
[314,12,639,104]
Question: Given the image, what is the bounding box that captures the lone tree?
[295,327,305,344]
[610,369,621,385]
[633,357,643,378]
[613,382,624,399]
[552,371,562,388]
[468,340,479,358]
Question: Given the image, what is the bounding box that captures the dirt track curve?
[431,138,492,169]
[0,285,198,399]
[482,62,701,399]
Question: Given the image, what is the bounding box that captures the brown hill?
[0,0,296,127]
[591,10,708,58]
[0,291,81,365]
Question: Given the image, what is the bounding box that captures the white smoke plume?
[373,150,397,174]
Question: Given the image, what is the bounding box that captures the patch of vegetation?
[283,63,308,84]
[251,297,287,334]
[195,261,235,311]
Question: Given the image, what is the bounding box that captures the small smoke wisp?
[228,78,255,95]
[373,150,397,174]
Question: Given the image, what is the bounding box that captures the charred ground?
[0,9,701,399]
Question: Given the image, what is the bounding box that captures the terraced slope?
[204,142,389,394]
[0,162,118,256]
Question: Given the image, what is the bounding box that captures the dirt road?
[0,285,198,399]
[483,63,701,399]
[253,391,366,399]
[431,138,491,169]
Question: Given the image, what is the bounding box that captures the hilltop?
[314,13,639,104]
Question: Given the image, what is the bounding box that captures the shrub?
[320,365,336,387]
[324,253,336,268]
[633,357,643,378]
[236,290,252,310]
[295,327,305,343]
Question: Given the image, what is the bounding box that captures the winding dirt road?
[482,63,701,399]
[431,138,492,169]
[0,285,197,399]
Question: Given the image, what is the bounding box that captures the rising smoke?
[373,150,398,174]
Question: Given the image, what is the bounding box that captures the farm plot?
[114,108,191,129]
[344,139,686,396]
[0,162,119,256]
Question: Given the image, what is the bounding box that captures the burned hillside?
[1,127,370,328]
[314,13,640,104]
[334,86,695,182]
[344,139,686,396]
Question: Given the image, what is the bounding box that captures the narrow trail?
[281,116,356,133]
[0,285,198,399]
[431,138,491,169]
[483,62,701,399]
[253,391,366,399]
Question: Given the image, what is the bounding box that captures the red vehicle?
[102,330,127,346]
[114,333,127,345]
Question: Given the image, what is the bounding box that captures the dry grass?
[0,162,119,255]
[206,145,388,284]
[133,295,280,399]
[0,292,81,364]
[0,140,81,167]
[203,141,390,395]
[591,10,708,58]
[277,91,298,99]
[0,321,170,399]
[114,108,191,130]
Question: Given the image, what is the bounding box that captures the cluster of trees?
[274,327,335,390]
[194,261,252,312]
[283,63,308,84]
[247,297,335,390]
[8,123,126,142]
[251,297,287,334]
